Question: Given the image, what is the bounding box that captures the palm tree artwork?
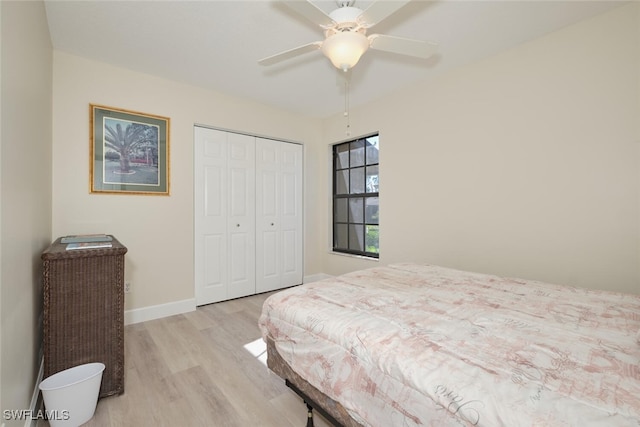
[103,118,160,185]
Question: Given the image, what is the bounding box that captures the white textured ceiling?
[44,0,626,118]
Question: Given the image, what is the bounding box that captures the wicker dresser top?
[42,235,127,260]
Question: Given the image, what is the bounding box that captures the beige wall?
[320,3,640,294]
[0,1,53,423]
[51,52,323,312]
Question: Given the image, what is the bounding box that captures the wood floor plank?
[183,306,221,331]
[208,330,289,399]
[124,327,172,381]
[143,315,202,374]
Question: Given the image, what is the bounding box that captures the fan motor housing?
[327,6,366,36]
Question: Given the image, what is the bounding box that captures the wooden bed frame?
[265,336,362,427]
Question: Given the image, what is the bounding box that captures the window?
[332,134,379,258]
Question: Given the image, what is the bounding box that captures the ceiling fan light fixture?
[321,31,369,72]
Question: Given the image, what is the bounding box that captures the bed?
[258,263,640,427]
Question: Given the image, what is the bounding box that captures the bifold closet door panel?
[256,140,278,291]
[195,127,228,305]
[255,138,303,293]
[279,141,303,288]
[194,127,255,305]
[226,133,256,300]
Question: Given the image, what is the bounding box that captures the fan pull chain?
[344,78,351,136]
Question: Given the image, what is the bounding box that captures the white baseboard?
[124,298,196,325]
[25,358,44,427]
[303,273,333,283]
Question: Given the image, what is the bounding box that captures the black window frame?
[332,134,379,258]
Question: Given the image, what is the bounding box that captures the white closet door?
[255,138,303,293]
[194,127,255,305]
[227,133,256,299]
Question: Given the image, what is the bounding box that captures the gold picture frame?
[90,104,170,195]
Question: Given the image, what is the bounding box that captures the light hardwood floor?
[38,291,332,427]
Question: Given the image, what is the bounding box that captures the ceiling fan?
[258,0,438,72]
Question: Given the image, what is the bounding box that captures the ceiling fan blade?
[258,42,323,66]
[357,0,412,28]
[282,0,335,28]
[368,34,438,59]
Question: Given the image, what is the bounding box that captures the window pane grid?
[332,135,379,258]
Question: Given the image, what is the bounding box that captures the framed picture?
[90,104,170,195]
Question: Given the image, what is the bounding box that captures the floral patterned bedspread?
[258,264,640,427]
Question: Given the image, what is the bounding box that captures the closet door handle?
[236,224,240,227]
[271,223,274,226]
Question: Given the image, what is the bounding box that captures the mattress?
[258,263,640,427]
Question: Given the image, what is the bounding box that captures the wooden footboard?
[265,336,363,427]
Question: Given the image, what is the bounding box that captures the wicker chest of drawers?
[41,236,127,397]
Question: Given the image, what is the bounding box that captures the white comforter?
[259,264,640,427]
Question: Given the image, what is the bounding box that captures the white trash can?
[39,362,105,427]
